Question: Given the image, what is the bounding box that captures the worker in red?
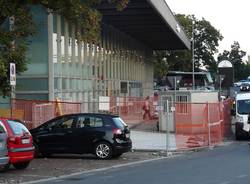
[142,96,151,120]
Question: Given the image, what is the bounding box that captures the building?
[12,0,190,112]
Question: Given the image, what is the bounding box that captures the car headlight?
[236,115,244,123]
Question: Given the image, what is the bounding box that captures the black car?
[30,113,132,159]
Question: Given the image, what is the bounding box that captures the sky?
[166,0,250,58]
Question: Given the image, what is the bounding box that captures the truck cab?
[232,92,250,140]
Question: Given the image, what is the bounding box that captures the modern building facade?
[14,0,190,112]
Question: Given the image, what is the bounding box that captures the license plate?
[22,139,30,144]
[126,133,130,138]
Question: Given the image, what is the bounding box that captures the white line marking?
[219,181,231,184]
[237,174,248,178]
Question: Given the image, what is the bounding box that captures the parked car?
[240,82,250,91]
[0,118,34,170]
[30,113,132,159]
[0,121,9,171]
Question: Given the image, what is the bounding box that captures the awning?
[97,0,191,50]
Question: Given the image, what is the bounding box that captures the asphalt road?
[35,142,250,184]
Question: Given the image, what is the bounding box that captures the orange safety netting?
[4,99,81,129]
[174,100,231,150]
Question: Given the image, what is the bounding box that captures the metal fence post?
[207,102,211,147]
[166,100,169,152]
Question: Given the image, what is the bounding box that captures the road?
[34,142,250,184]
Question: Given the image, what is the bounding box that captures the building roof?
[97,0,191,50]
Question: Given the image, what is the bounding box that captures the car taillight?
[8,136,18,144]
[113,128,122,135]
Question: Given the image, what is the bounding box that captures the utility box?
[158,90,219,132]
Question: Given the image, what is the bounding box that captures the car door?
[35,115,77,153]
[73,115,105,153]
[0,121,8,165]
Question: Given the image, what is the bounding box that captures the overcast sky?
[166,0,250,57]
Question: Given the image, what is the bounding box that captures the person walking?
[143,96,151,120]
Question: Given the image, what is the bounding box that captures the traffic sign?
[10,63,16,86]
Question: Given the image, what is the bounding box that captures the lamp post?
[192,20,195,90]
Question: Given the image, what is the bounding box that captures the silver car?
[0,121,9,171]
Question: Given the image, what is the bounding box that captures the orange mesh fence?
[11,99,81,129]
[175,103,209,149]
[174,102,224,150]
[108,96,159,123]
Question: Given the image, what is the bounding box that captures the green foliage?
[218,41,248,81]
[0,0,128,97]
[153,14,223,80]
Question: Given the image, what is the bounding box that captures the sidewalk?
[131,130,176,151]
[127,120,176,151]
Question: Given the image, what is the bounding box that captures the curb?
[132,145,215,154]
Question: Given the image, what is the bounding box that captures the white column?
[48,12,54,101]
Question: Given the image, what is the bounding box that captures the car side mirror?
[231,109,236,116]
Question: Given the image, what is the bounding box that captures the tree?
[0,0,128,97]
[153,14,223,80]
[218,41,248,81]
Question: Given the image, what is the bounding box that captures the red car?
[0,118,34,169]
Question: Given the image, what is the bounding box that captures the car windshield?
[237,99,250,114]
[7,120,30,135]
[112,117,127,129]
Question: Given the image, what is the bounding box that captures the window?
[176,95,188,114]
[237,99,250,114]
[0,121,6,133]
[113,117,127,129]
[77,116,103,128]
[7,120,29,135]
[46,116,75,129]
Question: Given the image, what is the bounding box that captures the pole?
[219,75,221,101]
[166,100,169,151]
[207,102,211,147]
[9,16,15,118]
[174,76,176,102]
[192,20,195,90]
[10,87,13,118]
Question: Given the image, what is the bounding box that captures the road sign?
[10,63,16,86]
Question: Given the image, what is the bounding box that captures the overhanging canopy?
[97,0,191,50]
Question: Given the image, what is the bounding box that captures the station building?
[12,0,190,112]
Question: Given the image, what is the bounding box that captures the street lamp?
[192,20,195,90]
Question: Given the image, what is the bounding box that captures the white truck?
[231,92,250,140]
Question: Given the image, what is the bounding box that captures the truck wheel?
[235,124,242,140]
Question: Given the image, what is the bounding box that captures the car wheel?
[95,141,113,159]
[13,161,30,170]
[0,163,10,172]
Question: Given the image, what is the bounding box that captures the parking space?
[0,151,164,184]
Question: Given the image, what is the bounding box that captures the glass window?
[77,116,103,128]
[7,120,29,135]
[112,117,127,129]
[0,122,6,133]
[237,99,250,114]
[45,116,75,129]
